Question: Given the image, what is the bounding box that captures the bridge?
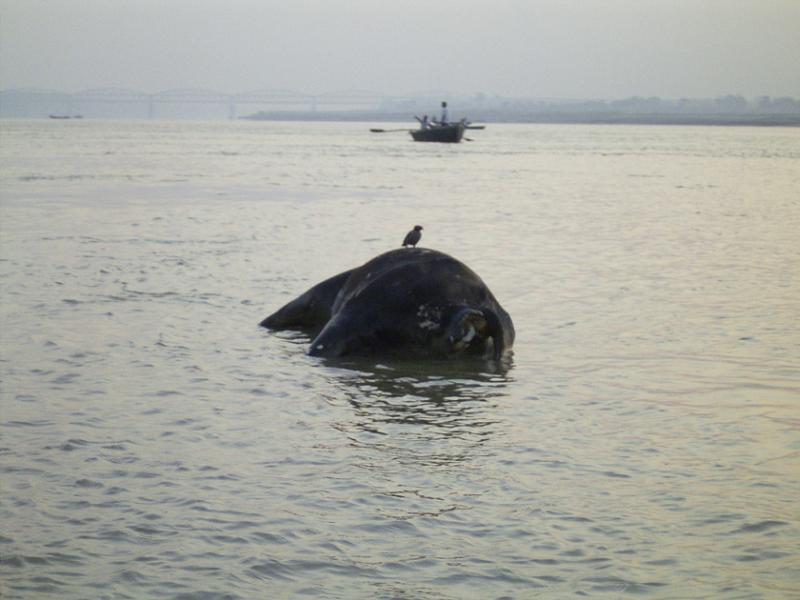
[0,87,438,119]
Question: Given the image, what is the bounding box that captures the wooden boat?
[410,122,465,143]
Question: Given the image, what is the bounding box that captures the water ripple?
[1,120,797,599]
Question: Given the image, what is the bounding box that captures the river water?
[1,119,798,598]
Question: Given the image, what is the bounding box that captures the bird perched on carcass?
[402,225,423,247]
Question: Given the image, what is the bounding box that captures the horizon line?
[2,87,797,103]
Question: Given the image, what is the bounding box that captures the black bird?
[402,225,423,247]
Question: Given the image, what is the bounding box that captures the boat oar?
[370,128,411,133]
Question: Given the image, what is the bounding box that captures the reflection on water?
[318,360,511,468]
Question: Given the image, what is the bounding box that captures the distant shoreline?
[241,111,800,127]
[2,113,798,127]
[4,88,798,126]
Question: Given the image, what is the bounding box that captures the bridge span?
[0,87,427,119]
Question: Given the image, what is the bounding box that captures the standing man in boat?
[439,101,448,125]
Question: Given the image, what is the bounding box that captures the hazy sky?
[2,0,799,98]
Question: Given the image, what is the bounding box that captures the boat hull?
[410,123,465,143]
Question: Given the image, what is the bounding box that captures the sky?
[1,0,799,99]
